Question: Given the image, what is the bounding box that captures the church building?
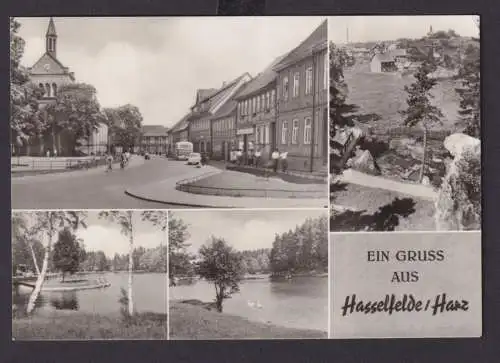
[22,17,108,156]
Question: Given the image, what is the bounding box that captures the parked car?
[187,152,202,165]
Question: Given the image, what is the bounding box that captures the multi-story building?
[188,74,251,155]
[273,20,328,173]
[210,100,238,161]
[234,55,285,164]
[20,17,108,156]
[141,125,169,155]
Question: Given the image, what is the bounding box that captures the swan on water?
[247,300,263,309]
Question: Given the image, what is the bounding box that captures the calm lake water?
[13,272,167,316]
[170,275,328,332]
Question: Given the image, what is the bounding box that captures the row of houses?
[168,20,328,173]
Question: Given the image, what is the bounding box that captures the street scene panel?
[168,209,328,339]
[12,210,168,340]
[329,15,481,232]
[11,17,328,209]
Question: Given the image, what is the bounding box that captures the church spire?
[46,17,57,58]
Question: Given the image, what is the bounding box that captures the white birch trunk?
[128,213,134,316]
[29,241,40,276]
[27,216,52,314]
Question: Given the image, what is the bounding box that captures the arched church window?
[39,83,45,95]
[45,83,51,97]
[52,83,58,96]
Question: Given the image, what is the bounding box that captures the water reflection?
[170,276,328,331]
[12,273,168,317]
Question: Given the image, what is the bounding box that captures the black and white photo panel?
[11,16,328,210]
[329,15,481,233]
[12,210,168,340]
[168,209,328,340]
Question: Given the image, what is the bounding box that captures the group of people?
[105,150,131,172]
[230,148,288,172]
[45,149,59,158]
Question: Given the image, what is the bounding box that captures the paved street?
[11,158,196,209]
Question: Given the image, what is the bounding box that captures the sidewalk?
[125,165,327,209]
[11,156,146,184]
[338,169,438,201]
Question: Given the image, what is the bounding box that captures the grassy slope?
[332,183,436,231]
[169,301,327,340]
[12,310,168,340]
[344,63,461,131]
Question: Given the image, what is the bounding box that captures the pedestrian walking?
[254,148,262,168]
[271,149,280,172]
[46,149,50,158]
[236,149,243,165]
[54,148,58,158]
[106,153,113,172]
[280,151,289,172]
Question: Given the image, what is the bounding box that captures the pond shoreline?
[169,300,327,339]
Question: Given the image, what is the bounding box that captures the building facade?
[188,75,251,156]
[234,56,282,164]
[141,125,169,154]
[20,17,107,157]
[273,20,328,173]
[211,100,237,161]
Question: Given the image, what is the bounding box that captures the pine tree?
[52,228,82,281]
[400,60,443,183]
[455,43,480,138]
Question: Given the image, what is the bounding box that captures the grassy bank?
[332,183,436,231]
[169,300,327,340]
[12,310,168,340]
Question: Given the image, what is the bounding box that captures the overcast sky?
[75,211,165,257]
[17,16,326,128]
[329,15,479,44]
[171,209,327,254]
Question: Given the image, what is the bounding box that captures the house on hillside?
[188,74,252,155]
[370,49,408,73]
[141,125,169,155]
[273,20,328,173]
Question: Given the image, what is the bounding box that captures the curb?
[124,190,228,208]
[124,190,328,209]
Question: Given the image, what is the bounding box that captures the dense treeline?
[269,216,328,276]
[238,249,271,274]
[82,246,167,273]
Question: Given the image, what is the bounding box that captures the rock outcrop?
[435,133,481,230]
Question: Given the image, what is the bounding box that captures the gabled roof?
[141,125,169,136]
[170,113,192,133]
[372,49,408,63]
[190,72,251,117]
[273,20,328,72]
[211,99,238,120]
[234,54,287,100]
[196,89,218,104]
[29,52,75,80]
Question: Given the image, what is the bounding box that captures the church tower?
[46,17,57,58]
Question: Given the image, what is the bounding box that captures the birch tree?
[98,211,135,316]
[25,211,87,314]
